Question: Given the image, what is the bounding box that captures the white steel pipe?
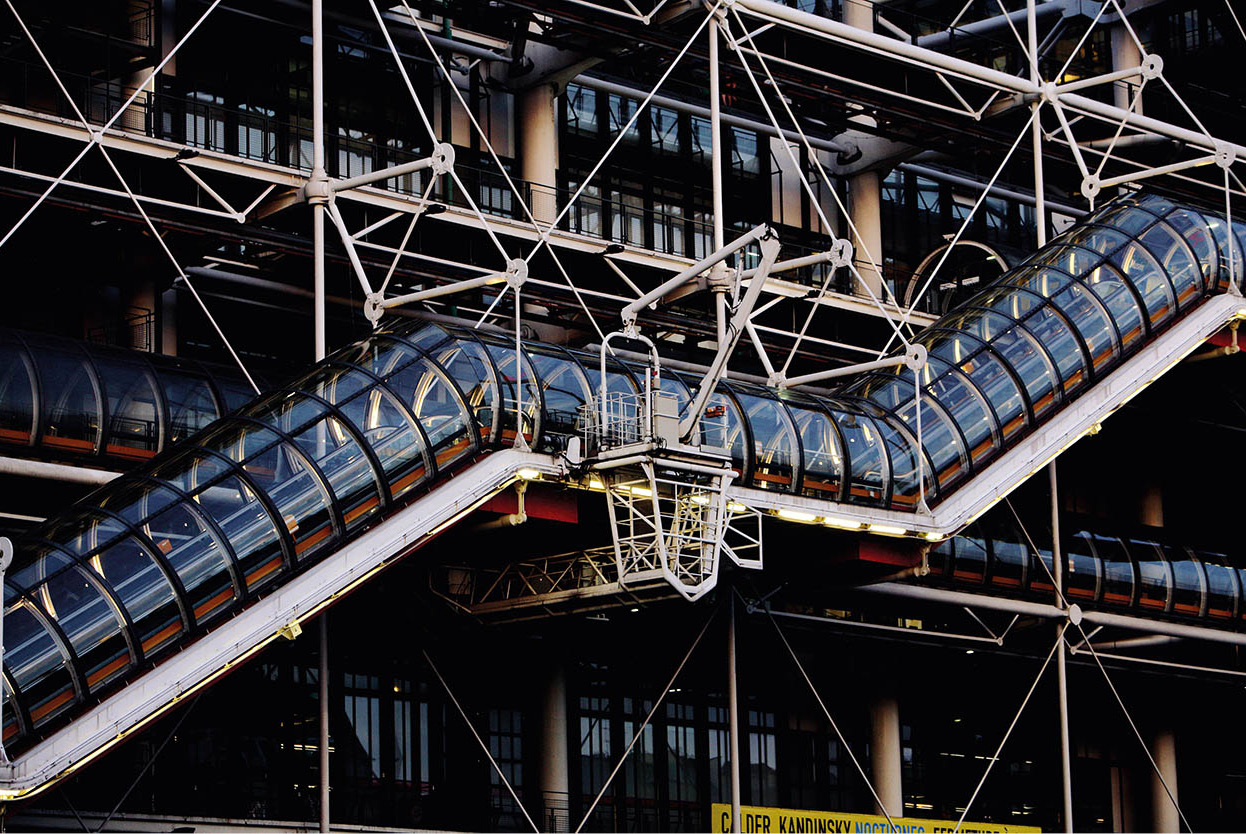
[380,273,508,308]
[621,224,771,322]
[782,354,906,387]
[915,0,1064,50]
[738,250,837,281]
[329,155,435,193]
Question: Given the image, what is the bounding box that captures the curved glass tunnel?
[0,329,261,468]
[930,523,1246,623]
[0,192,1243,753]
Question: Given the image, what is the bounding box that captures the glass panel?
[337,385,431,502]
[868,404,928,510]
[988,324,1058,418]
[1139,222,1202,309]
[1096,206,1159,238]
[1064,532,1100,601]
[733,392,797,493]
[1029,244,1100,277]
[97,478,181,526]
[1094,535,1135,605]
[150,448,232,495]
[957,348,1026,441]
[1082,262,1146,350]
[143,501,237,625]
[482,342,541,447]
[195,475,286,592]
[5,599,76,728]
[895,396,967,490]
[921,358,997,464]
[33,567,131,692]
[989,537,1025,588]
[1131,540,1171,611]
[951,536,988,583]
[1109,241,1175,329]
[290,364,373,406]
[8,544,73,594]
[255,391,330,438]
[32,345,100,455]
[974,284,1046,322]
[786,402,842,500]
[42,513,128,559]
[1019,306,1087,395]
[827,405,887,506]
[1200,552,1237,618]
[243,440,334,561]
[1166,546,1205,616]
[1163,208,1217,286]
[0,339,36,446]
[214,379,257,414]
[415,337,499,445]
[695,388,748,475]
[156,369,219,446]
[1063,223,1129,256]
[387,358,476,473]
[91,537,183,657]
[528,350,590,439]
[94,356,161,461]
[1204,214,1243,290]
[293,417,383,532]
[1050,282,1118,372]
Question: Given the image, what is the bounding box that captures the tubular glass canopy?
[2,193,1242,750]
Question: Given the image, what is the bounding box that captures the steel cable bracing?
[421,648,540,834]
[1002,497,1194,833]
[757,592,898,833]
[573,606,716,833]
[522,0,723,267]
[725,9,915,357]
[391,0,611,344]
[952,625,1064,833]
[0,0,225,253]
[1,0,260,395]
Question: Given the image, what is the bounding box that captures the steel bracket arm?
[328,142,454,194]
[620,223,772,332]
[680,230,782,443]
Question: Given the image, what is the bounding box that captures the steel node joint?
[505,258,528,290]
[364,292,385,325]
[1141,53,1164,80]
[303,170,331,206]
[830,239,853,269]
[1214,141,1237,170]
[904,343,927,372]
[431,142,456,176]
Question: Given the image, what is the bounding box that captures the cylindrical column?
[1151,728,1179,833]
[538,663,570,832]
[843,0,883,297]
[727,598,742,834]
[848,170,883,295]
[318,613,330,832]
[868,693,903,818]
[1110,24,1143,113]
[518,83,559,224]
[311,0,329,829]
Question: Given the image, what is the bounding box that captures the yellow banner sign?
[710,804,1041,834]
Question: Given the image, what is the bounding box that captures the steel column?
[311,0,329,828]
[727,596,742,834]
[1151,728,1179,832]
